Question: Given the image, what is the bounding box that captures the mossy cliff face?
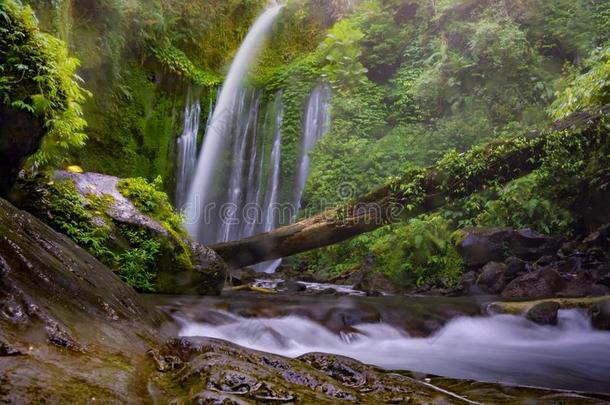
[21,0,267,192]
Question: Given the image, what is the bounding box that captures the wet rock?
[583,224,610,250]
[536,255,557,267]
[157,242,227,296]
[0,105,44,197]
[592,264,610,287]
[229,268,257,286]
[590,299,610,331]
[458,228,561,268]
[366,290,382,297]
[501,268,565,299]
[455,271,479,295]
[476,262,507,294]
[504,256,527,282]
[526,301,560,325]
[0,197,171,402]
[558,269,608,298]
[284,280,307,292]
[319,288,337,295]
[0,339,21,357]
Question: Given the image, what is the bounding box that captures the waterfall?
[253,95,284,273]
[175,91,201,209]
[255,86,330,273]
[185,5,283,243]
[180,5,331,274]
[291,85,331,221]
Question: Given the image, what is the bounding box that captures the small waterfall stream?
[253,96,284,273]
[175,91,201,209]
[291,84,331,220]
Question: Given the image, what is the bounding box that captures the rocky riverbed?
[3,197,610,403]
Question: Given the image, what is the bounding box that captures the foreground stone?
[152,337,608,404]
[0,197,170,402]
[526,302,560,325]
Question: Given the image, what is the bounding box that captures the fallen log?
[211,106,610,269]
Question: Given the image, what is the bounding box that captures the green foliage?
[24,178,182,292]
[475,175,573,236]
[371,215,463,287]
[117,176,186,235]
[41,180,115,262]
[299,214,463,288]
[550,45,610,119]
[0,0,90,167]
[116,225,160,292]
[151,44,221,87]
[318,18,368,91]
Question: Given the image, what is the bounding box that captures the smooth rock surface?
[0,105,44,197]
[526,301,560,325]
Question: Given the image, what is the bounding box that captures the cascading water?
[184,5,283,243]
[253,95,284,273]
[177,308,610,393]
[291,84,331,221]
[181,5,331,274]
[175,91,201,209]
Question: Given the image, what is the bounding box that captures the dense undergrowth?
[15,175,191,291]
[269,0,610,287]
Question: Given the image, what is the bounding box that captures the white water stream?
[179,309,610,393]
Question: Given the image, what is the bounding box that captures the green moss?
[151,44,221,87]
[116,225,160,292]
[117,176,185,236]
[17,175,192,292]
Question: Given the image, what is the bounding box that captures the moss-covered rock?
[12,171,226,294]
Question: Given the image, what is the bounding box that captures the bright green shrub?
[117,176,186,235]
[475,175,574,236]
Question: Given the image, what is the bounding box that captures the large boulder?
[156,241,227,295]
[457,228,561,269]
[501,267,565,299]
[0,105,44,197]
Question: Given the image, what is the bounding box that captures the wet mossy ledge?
[11,170,226,295]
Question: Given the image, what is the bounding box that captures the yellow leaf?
[66,165,83,173]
